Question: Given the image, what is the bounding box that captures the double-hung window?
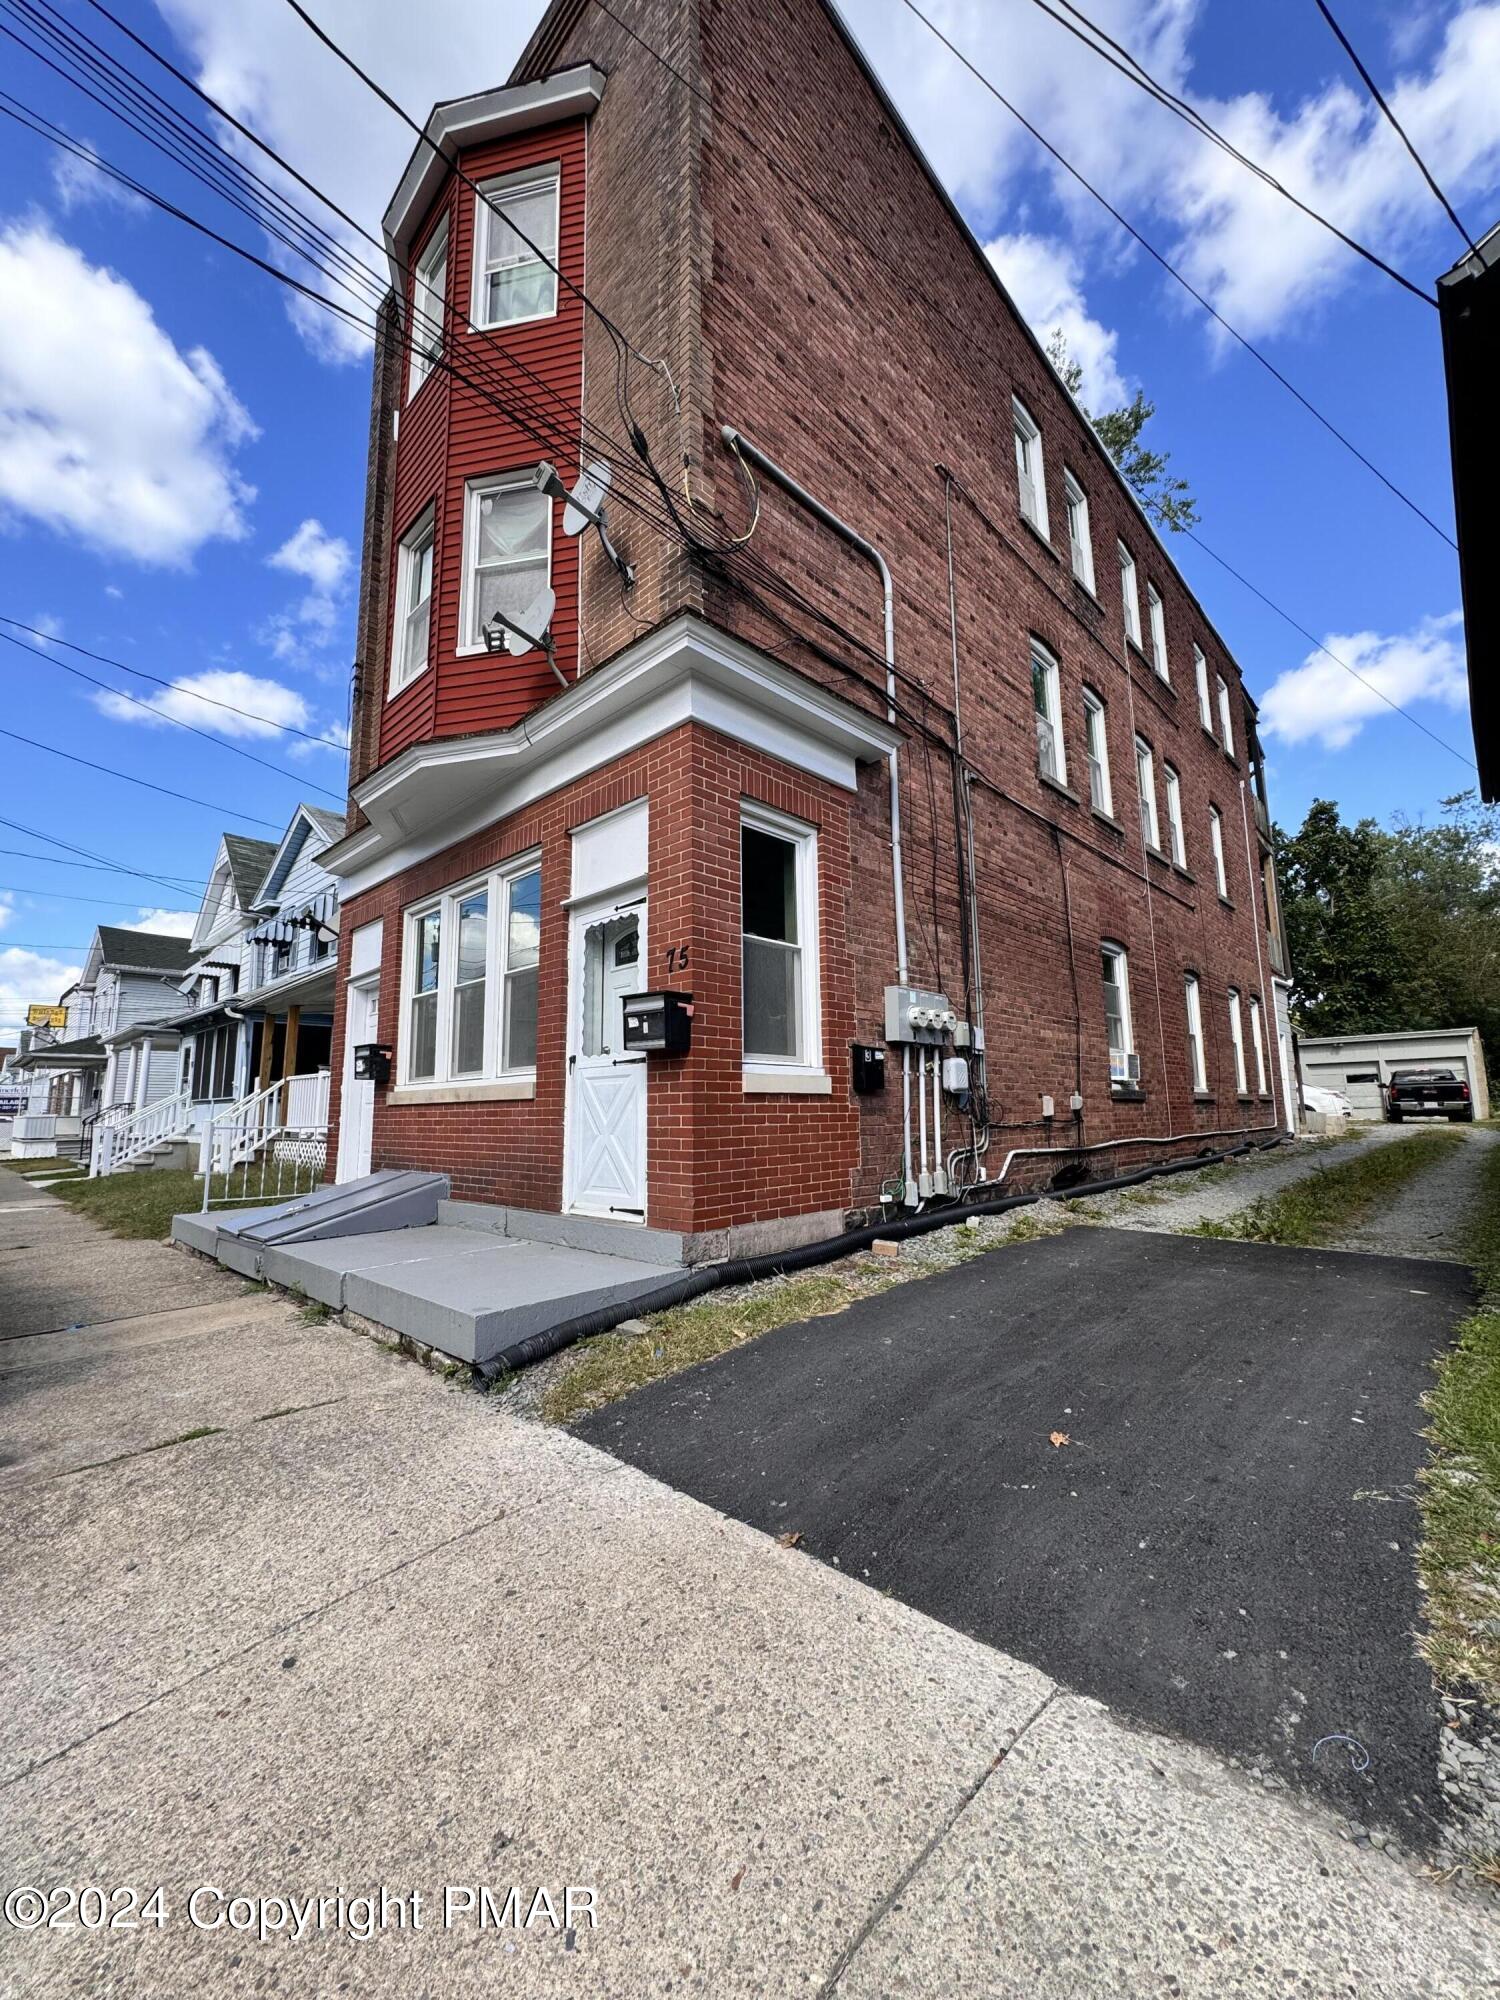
[473,167,559,328]
[1031,641,1065,785]
[1216,674,1236,757]
[1163,763,1185,866]
[1063,470,1094,589]
[1012,397,1049,537]
[409,217,448,397]
[1227,987,1248,1093]
[390,506,435,695]
[1147,583,1168,679]
[1083,689,1112,814]
[741,805,820,1075]
[1184,974,1207,1092]
[402,859,541,1087]
[1101,943,1135,1083]
[1209,805,1228,897]
[459,475,551,654]
[1134,735,1159,851]
[1249,995,1268,1095]
[1119,542,1141,648]
[1194,644,1212,730]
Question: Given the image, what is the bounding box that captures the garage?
[1298,1026,1491,1121]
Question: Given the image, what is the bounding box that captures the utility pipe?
[720,425,915,1201]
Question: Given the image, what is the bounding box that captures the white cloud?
[288,716,350,760]
[0,893,14,934]
[0,947,83,1040]
[269,518,351,595]
[1259,610,1468,751]
[985,232,1127,408]
[0,219,257,565]
[120,908,198,937]
[51,139,149,217]
[93,667,311,740]
[29,613,64,650]
[264,518,353,664]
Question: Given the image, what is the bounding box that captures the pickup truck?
[1385,1067,1474,1123]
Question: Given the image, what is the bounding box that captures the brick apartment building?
[322,0,1295,1253]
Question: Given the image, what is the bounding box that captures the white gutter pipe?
[719,425,915,1201]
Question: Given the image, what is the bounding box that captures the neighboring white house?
[1297,1027,1491,1121]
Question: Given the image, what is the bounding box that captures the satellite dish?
[563,458,612,537]
[503,584,556,657]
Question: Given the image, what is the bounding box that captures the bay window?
[1032,640,1066,785]
[390,506,435,695]
[741,805,820,1074]
[408,217,448,397]
[459,475,551,654]
[473,168,559,328]
[401,858,541,1088]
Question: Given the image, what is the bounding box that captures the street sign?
[26,1004,66,1029]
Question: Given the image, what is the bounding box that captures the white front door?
[564,900,647,1218]
[336,978,379,1182]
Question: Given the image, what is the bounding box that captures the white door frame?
[336,974,380,1182]
[562,888,648,1218]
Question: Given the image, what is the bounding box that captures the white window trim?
[1209,806,1228,897]
[398,852,541,1090]
[1216,674,1236,758]
[1249,995,1268,1095]
[1194,644,1212,730]
[408,216,448,400]
[1134,735,1160,852]
[1032,640,1067,787]
[389,504,436,698]
[1083,688,1112,815]
[741,799,823,1082]
[455,472,553,659]
[1102,940,1135,1080]
[1228,987,1248,1094]
[1063,470,1094,591]
[1012,396,1050,540]
[470,165,561,333]
[1184,974,1207,1092]
[1163,763,1186,866]
[1147,583,1168,679]
[1118,541,1141,647]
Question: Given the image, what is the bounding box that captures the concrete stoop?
[172,1173,684,1365]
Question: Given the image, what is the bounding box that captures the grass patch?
[47,1163,311,1242]
[1419,1142,1500,1699]
[1190,1129,1460,1247]
[0,1156,81,1180]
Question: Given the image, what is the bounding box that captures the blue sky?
[0,0,1494,1035]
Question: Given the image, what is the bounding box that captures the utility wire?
[1312,0,1480,257]
[0,727,281,826]
[894,0,1457,549]
[0,632,345,802]
[1035,0,1435,302]
[0,883,194,909]
[0,848,206,887]
[0,813,211,897]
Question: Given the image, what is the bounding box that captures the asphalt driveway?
[577,1226,1473,1842]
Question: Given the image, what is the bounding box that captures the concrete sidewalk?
[1,1175,1494,1995]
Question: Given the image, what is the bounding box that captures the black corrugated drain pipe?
[477,1133,1285,1381]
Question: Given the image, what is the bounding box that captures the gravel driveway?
[1332,1126,1498,1260]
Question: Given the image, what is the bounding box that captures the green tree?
[1277,798,1399,1033]
[1045,330,1200,533]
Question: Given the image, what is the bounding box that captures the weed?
[1189,1130,1461,1248]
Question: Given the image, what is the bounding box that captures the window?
[271,934,294,980]
[1163,763,1186,866]
[1147,583,1168,678]
[402,859,541,1087]
[1216,674,1236,757]
[1012,396,1049,537]
[1227,987,1248,1093]
[408,217,448,397]
[1249,995,1268,1095]
[1031,641,1066,785]
[472,168,559,328]
[1063,470,1094,589]
[741,805,819,1070]
[459,476,550,654]
[1184,974,1207,1092]
[1134,735,1159,851]
[191,1022,238,1102]
[1118,542,1141,647]
[1209,805,1228,897]
[390,507,435,694]
[1101,943,1135,1082]
[1083,689,1112,814]
[1194,644,1212,730]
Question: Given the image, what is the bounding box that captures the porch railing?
[92,1090,194,1176]
[201,1069,331,1210]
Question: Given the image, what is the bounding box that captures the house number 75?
[663,943,690,973]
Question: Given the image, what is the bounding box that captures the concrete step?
[438,1198,686,1267]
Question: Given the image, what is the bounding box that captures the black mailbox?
[353,1042,393,1086]
[621,991,692,1055]
[851,1043,886,1094]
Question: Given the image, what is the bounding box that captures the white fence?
[201,1070,331,1210]
[90,1091,193,1176]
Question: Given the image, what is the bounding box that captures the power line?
[1312,0,1480,258]
[0,631,345,801]
[1022,0,1436,304]
[0,813,215,897]
[0,847,206,886]
[0,726,281,826]
[0,883,196,910]
[894,0,1457,549]
[1183,529,1477,770]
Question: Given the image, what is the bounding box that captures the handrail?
[202,1070,331,1210]
[92,1089,194,1176]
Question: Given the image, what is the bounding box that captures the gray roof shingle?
[95,926,196,972]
